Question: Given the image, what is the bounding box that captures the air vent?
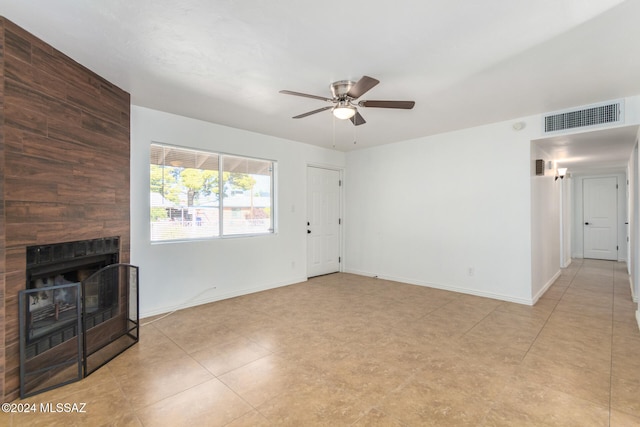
[543,100,623,133]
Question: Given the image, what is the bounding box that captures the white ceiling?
[2,1,640,168]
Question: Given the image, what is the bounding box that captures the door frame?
[572,172,627,261]
[306,163,345,276]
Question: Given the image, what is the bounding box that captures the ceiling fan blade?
[350,111,366,126]
[292,106,333,119]
[347,76,380,99]
[279,90,332,102]
[358,100,415,109]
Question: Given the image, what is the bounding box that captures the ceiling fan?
[280,75,415,126]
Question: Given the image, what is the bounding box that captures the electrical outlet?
[467,267,475,277]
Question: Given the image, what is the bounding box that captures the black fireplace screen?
[82,263,139,376]
[24,237,121,359]
[19,263,139,398]
[19,282,83,397]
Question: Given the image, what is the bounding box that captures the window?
[150,144,275,242]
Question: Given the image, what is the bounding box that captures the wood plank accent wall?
[0,17,131,401]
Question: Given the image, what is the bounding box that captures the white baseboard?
[140,275,308,319]
[343,268,534,306]
[531,270,562,304]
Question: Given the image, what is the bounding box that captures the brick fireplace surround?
[0,18,131,401]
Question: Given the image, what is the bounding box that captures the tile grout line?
[146,313,280,425]
[608,260,619,427]
[519,259,581,362]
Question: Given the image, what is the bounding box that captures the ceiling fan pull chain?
[353,119,357,145]
[332,114,336,148]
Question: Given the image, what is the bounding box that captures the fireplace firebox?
[19,237,139,398]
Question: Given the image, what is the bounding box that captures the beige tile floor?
[4,258,640,426]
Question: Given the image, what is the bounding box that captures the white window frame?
[150,143,276,242]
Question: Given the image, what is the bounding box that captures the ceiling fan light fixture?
[280,75,414,125]
[332,103,356,120]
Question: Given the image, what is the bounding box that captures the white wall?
[131,106,345,317]
[630,136,640,331]
[131,96,640,316]
[344,117,535,304]
[530,145,561,301]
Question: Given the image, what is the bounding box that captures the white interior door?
[583,176,618,260]
[307,167,340,277]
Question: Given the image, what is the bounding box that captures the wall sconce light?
[555,167,567,181]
